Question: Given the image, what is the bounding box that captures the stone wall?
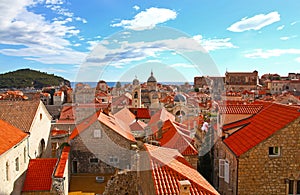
[70,120,136,173]
[237,117,300,195]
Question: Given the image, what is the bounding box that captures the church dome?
[147,71,157,83]
[133,77,139,85]
[174,94,186,102]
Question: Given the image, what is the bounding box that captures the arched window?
[24,147,27,163]
[134,91,138,98]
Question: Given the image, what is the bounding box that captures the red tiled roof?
[159,120,198,156]
[0,100,41,132]
[129,108,151,119]
[114,107,136,125]
[51,129,69,137]
[218,104,263,114]
[68,110,101,140]
[54,146,70,178]
[129,120,147,132]
[148,108,175,134]
[98,112,136,142]
[0,119,28,155]
[22,158,58,192]
[145,144,220,195]
[224,102,300,157]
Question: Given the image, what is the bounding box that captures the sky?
[0,0,300,82]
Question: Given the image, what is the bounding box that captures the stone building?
[103,143,220,195]
[0,100,52,158]
[225,70,258,92]
[68,111,137,174]
[213,102,300,195]
[0,119,29,195]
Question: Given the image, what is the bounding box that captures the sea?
[71,81,193,88]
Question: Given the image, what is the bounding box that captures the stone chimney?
[178,180,191,195]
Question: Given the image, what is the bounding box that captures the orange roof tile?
[0,119,28,155]
[54,146,70,178]
[129,108,151,119]
[148,108,175,134]
[114,107,136,125]
[224,102,300,157]
[68,110,101,140]
[145,144,219,195]
[129,120,147,132]
[218,104,263,114]
[159,120,198,156]
[98,113,136,142]
[22,158,58,192]
[0,100,40,132]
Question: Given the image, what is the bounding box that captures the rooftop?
[22,158,58,192]
[0,119,28,155]
[224,101,300,157]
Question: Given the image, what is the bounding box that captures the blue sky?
[0,0,300,82]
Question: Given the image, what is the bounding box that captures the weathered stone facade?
[214,117,300,195]
[70,119,136,174]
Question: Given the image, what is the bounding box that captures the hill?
[0,68,70,89]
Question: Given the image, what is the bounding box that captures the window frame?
[93,129,101,138]
[269,146,281,157]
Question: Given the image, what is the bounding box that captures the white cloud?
[245,48,300,58]
[0,0,87,65]
[280,35,297,41]
[75,17,87,24]
[295,57,300,63]
[291,21,299,26]
[227,11,280,32]
[111,7,177,30]
[193,35,237,51]
[87,40,101,51]
[133,5,140,11]
[277,25,284,30]
[170,63,195,68]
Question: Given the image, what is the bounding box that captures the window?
[15,157,19,171]
[6,161,9,181]
[90,158,99,163]
[219,159,229,183]
[288,180,300,195]
[109,156,119,164]
[40,113,43,120]
[269,146,280,157]
[93,129,101,138]
[24,147,27,163]
[224,161,229,183]
[219,159,225,178]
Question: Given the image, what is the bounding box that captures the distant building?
[225,70,258,92]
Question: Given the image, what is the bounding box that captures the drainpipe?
[236,158,239,195]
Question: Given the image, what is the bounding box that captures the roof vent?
[178,180,191,195]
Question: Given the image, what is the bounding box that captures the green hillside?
[0,68,70,89]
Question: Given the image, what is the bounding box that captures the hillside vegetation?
[0,68,70,89]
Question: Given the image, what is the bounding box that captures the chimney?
[178,180,191,195]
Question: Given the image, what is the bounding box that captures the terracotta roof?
[129,108,151,119]
[224,102,300,157]
[114,107,136,125]
[145,144,220,195]
[218,104,263,114]
[129,120,147,132]
[148,108,175,134]
[98,112,136,142]
[0,100,41,132]
[68,110,101,140]
[54,146,70,178]
[22,158,58,192]
[0,119,28,155]
[159,120,198,156]
[51,129,69,137]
